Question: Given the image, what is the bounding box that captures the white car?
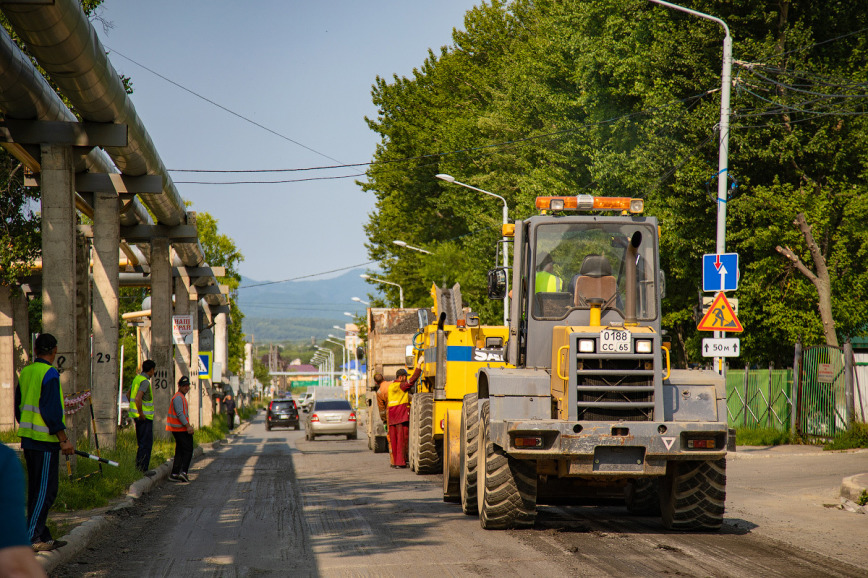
[299,392,314,411]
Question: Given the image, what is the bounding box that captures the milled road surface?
[52,412,868,577]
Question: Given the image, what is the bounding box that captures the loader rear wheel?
[374,435,388,454]
[408,399,419,471]
[459,393,479,515]
[660,459,726,531]
[442,414,459,503]
[414,392,441,474]
[625,478,661,515]
[476,399,537,529]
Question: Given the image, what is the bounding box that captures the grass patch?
[4,406,260,514]
[735,427,793,446]
[824,422,868,451]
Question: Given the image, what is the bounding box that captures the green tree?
[362,0,868,366]
[196,212,246,374]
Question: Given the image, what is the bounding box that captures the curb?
[36,415,255,573]
[841,473,868,503]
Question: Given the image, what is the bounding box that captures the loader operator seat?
[572,255,617,307]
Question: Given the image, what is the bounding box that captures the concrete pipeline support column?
[150,237,173,439]
[40,143,78,444]
[91,191,120,448]
[0,288,30,431]
[172,274,200,428]
[74,232,90,443]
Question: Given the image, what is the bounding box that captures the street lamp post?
[360,274,405,308]
[316,346,334,386]
[332,325,361,404]
[351,296,370,306]
[436,173,509,325]
[326,337,349,400]
[649,0,732,373]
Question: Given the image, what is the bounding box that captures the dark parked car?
[266,398,299,431]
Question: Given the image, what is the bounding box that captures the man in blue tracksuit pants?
[15,333,74,552]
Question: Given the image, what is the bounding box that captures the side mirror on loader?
[487,268,507,300]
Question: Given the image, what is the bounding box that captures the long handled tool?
[87,393,103,474]
[74,450,119,467]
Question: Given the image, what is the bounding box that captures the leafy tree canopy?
[362,0,868,366]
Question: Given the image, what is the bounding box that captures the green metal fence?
[726,367,793,431]
[797,345,846,438]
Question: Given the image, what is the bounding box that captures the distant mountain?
[237,268,373,342]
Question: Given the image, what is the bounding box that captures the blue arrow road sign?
[703,253,739,292]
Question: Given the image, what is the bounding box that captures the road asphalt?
[33,415,868,574]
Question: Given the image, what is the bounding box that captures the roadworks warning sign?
[697,292,743,332]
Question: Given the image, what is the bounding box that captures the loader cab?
[503,196,662,368]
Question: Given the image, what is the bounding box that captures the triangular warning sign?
[697,292,743,332]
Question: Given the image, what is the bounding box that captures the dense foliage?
[196,212,246,374]
[362,0,868,366]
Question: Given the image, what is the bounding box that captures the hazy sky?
[93,0,480,282]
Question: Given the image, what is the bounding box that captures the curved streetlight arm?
[436,173,509,325]
[360,275,404,308]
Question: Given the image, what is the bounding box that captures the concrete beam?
[193,285,229,296]
[173,266,226,278]
[0,118,127,147]
[119,224,198,244]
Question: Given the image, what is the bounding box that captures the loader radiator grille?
[576,357,655,422]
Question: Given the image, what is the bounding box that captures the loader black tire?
[660,458,726,531]
[459,393,479,515]
[476,400,537,529]
[625,478,661,515]
[408,399,419,471]
[374,435,388,454]
[414,392,441,474]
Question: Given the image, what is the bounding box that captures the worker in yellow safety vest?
[130,360,157,475]
[535,253,563,293]
[387,361,422,469]
[15,333,74,552]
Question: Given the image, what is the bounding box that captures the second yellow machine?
[407,284,509,502]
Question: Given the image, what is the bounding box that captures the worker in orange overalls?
[166,376,194,483]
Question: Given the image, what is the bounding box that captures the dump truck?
[460,194,729,530]
[406,284,508,503]
[364,307,422,453]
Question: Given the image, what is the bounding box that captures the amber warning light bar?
[536,195,644,214]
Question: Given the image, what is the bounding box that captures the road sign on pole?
[702,253,739,292]
[702,338,740,357]
[697,292,743,332]
[198,352,212,379]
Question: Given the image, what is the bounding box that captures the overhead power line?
[104,45,343,164]
[239,262,377,289]
[169,88,719,183]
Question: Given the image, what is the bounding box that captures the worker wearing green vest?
[535,253,563,293]
[130,360,157,475]
[15,333,74,552]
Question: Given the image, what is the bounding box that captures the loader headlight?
[635,339,652,354]
[578,339,596,353]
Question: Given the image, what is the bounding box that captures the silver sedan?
[305,399,357,440]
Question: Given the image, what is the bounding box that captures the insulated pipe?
[0,25,151,228]
[0,0,188,228]
[1,1,227,307]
